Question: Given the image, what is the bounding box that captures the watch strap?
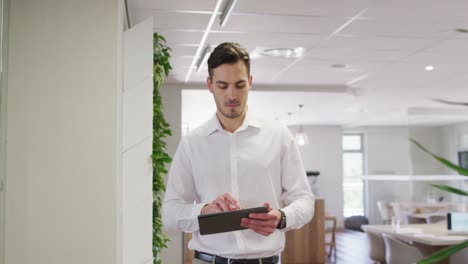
[277,209,287,229]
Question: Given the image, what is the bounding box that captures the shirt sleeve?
[162,137,205,232]
[279,126,315,230]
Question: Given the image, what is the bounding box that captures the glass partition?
[347,106,468,224]
[408,107,468,206]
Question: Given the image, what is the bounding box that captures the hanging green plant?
[152,32,172,264]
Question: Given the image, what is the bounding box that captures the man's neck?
[216,110,247,133]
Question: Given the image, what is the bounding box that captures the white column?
[5,1,122,264]
[122,17,154,264]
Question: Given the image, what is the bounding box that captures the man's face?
[207,61,252,119]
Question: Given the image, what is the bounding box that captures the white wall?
[409,127,448,202]
[364,127,413,175]
[5,1,122,264]
[122,18,153,264]
[294,126,344,228]
[357,127,413,224]
[409,126,445,175]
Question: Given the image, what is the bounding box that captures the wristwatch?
[277,209,287,229]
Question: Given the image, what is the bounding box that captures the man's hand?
[240,202,281,236]
[201,192,241,214]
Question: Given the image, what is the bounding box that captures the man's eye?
[218,85,228,89]
[236,84,246,88]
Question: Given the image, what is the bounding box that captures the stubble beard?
[218,103,245,119]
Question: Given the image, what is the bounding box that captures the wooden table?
[362,223,468,264]
[281,198,326,264]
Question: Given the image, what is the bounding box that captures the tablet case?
[198,206,268,235]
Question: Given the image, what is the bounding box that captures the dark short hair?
[207,42,250,78]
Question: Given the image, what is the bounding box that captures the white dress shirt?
[162,112,315,259]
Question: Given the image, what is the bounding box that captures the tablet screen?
[448,212,468,231]
[198,206,269,235]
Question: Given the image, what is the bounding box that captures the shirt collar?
[205,110,262,136]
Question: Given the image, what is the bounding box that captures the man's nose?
[227,86,236,100]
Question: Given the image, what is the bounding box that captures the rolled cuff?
[184,203,207,232]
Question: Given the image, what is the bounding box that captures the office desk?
[406,212,447,223]
[362,223,467,246]
[362,223,468,264]
[390,202,453,212]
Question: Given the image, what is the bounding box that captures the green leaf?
[152,32,173,264]
[417,241,468,264]
[431,184,468,197]
[410,138,468,176]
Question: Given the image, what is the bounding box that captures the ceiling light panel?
[234,0,370,17]
[196,46,211,72]
[130,0,219,11]
[184,0,223,82]
[211,13,347,35]
[207,32,322,50]
[261,47,306,58]
[219,0,238,27]
[425,65,435,71]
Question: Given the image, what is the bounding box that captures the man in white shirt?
[162,42,315,264]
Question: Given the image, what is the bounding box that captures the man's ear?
[248,75,253,90]
[207,77,213,93]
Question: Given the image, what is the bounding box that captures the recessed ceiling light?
[331,64,348,68]
[263,48,293,57]
[425,65,435,71]
[261,47,305,58]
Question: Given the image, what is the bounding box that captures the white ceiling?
[128,0,468,129]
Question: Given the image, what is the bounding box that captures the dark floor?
[326,229,374,264]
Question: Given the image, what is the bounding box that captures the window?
[342,134,365,217]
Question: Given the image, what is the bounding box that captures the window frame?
[342,133,366,217]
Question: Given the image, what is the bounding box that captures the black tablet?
[198,206,269,235]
